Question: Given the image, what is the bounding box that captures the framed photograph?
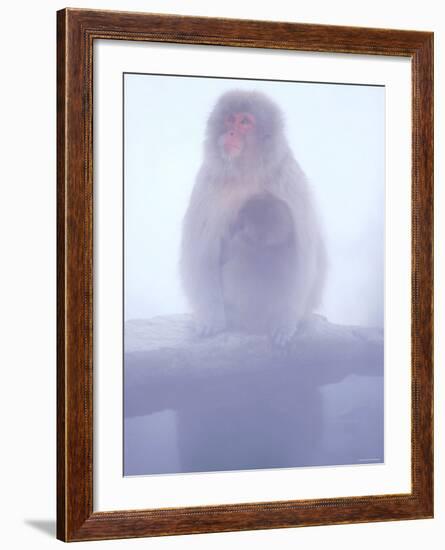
[57,8,433,542]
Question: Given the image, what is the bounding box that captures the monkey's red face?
[222,112,256,159]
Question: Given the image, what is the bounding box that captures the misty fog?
[123,73,385,476]
[124,74,385,328]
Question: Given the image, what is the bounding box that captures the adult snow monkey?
[180,90,326,346]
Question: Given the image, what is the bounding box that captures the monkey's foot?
[269,323,296,347]
[195,313,226,338]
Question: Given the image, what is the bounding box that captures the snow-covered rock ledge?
[124,313,383,419]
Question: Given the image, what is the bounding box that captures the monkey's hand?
[195,307,226,338]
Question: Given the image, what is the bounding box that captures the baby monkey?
[222,194,298,344]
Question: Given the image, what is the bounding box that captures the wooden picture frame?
[57,8,433,542]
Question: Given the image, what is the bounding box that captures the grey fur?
[180,90,327,345]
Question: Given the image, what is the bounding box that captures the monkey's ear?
[261,133,274,146]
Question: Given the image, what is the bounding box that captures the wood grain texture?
[56,8,434,542]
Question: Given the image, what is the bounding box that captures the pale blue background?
[124,74,385,328]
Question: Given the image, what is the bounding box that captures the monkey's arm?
[268,156,327,344]
[180,179,227,336]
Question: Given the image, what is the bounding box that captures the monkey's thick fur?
[180,90,326,345]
